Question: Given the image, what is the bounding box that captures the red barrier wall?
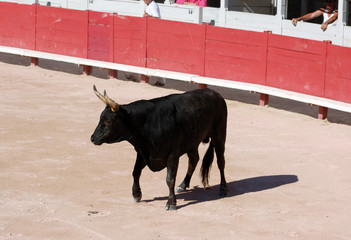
[266,34,327,97]
[113,15,147,67]
[325,45,351,104]
[36,5,88,58]
[147,18,206,75]
[205,26,268,85]
[88,11,113,62]
[0,3,351,106]
[0,2,36,50]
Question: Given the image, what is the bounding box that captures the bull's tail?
[201,140,214,188]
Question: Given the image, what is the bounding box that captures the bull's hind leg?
[176,150,199,193]
[213,139,228,197]
[132,154,146,202]
[165,156,180,210]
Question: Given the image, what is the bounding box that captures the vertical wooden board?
[325,45,351,80]
[88,11,112,62]
[113,15,146,67]
[265,34,326,97]
[204,26,267,83]
[324,45,351,103]
[87,50,110,62]
[36,5,88,58]
[146,18,206,75]
[89,11,111,25]
[0,2,35,49]
[88,37,110,53]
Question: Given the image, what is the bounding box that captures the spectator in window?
[292,0,338,31]
[144,0,161,18]
[176,0,207,7]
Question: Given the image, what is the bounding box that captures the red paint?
[266,34,326,97]
[147,18,206,75]
[259,93,269,106]
[36,5,88,58]
[318,106,328,120]
[88,11,113,62]
[205,26,267,84]
[0,2,36,50]
[113,15,147,67]
[324,44,351,104]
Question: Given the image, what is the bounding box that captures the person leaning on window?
[292,0,338,31]
[143,0,161,18]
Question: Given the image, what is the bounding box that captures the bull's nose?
[90,135,95,143]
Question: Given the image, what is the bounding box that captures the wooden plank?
[88,11,112,62]
[205,40,266,61]
[268,34,325,55]
[147,45,204,66]
[204,26,266,84]
[324,45,351,104]
[266,61,325,96]
[113,15,146,67]
[265,33,326,97]
[0,2,36,50]
[206,25,266,46]
[146,18,206,75]
[88,50,110,62]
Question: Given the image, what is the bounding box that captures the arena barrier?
[0,2,351,119]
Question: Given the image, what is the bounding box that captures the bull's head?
[90,85,127,145]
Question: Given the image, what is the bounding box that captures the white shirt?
[323,10,337,25]
[145,1,160,18]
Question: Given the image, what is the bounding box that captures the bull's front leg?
[132,154,146,203]
[165,156,179,211]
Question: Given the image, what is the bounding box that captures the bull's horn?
[93,85,107,104]
[104,91,119,112]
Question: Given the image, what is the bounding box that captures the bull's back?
[145,88,227,154]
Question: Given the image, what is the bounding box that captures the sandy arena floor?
[1,53,351,240]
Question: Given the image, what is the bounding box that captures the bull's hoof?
[164,204,177,211]
[176,186,186,193]
[133,193,142,203]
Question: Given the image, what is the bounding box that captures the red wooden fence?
[266,34,328,97]
[36,5,88,58]
[0,2,36,50]
[88,11,113,62]
[0,2,351,105]
[147,18,206,75]
[205,26,268,85]
[325,44,351,104]
[114,15,147,67]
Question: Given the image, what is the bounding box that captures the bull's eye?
[104,120,112,127]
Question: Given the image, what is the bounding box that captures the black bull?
[91,86,228,210]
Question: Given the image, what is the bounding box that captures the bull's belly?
[146,157,167,172]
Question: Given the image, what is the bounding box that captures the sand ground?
[1,53,351,240]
